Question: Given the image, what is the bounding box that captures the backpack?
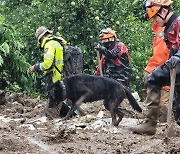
[63,45,83,77]
[52,36,83,77]
[59,45,83,117]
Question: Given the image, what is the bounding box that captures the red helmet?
[99,28,117,40]
[144,0,173,19]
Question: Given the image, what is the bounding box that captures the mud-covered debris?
[20,124,36,130]
[0,90,7,105]
[46,127,75,143]
[115,148,123,154]
[0,120,11,131]
[9,120,17,130]
[75,123,86,129]
[1,91,180,154]
[85,114,97,123]
[6,92,24,102]
[28,116,47,124]
[92,118,112,129]
[22,98,40,107]
[97,111,104,118]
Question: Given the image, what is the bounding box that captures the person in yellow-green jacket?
[29,26,67,119]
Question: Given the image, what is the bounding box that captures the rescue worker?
[144,23,170,123]
[130,0,180,135]
[94,28,131,87]
[29,26,67,119]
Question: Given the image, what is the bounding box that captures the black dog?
[56,74,142,126]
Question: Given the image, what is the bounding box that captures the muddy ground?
[0,90,180,154]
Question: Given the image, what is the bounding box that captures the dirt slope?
[0,91,180,154]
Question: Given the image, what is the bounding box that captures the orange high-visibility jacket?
[145,23,170,90]
[145,23,169,73]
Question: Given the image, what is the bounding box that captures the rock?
[6,92,24,102]
[0,120,10,131]
[92,118,112,129]
[97,111,104,118]
[85,114,96,123]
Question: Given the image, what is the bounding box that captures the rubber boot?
[129,89,160,135]
[45,102,63,120]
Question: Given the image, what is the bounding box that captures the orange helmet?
[99,28,117,40]
[144,0,173,19]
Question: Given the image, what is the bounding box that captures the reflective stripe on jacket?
[39,37,64,83]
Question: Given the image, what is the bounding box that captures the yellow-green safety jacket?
[34,36,66,83]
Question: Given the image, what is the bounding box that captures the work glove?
[168,54,180,68]
[94,42,113,60]
[94,42,107,54]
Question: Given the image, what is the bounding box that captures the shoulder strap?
[164,13,180,34]
[55,65,62,74]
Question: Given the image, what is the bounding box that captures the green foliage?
[0,0,179,98]
[0,17,34,93]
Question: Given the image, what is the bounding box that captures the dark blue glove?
[110,48,121,58]
[94,42,121,60]
[94,43,113,59]
[34,63,41,72]
[169,55,180,68]
[94,43,107,54]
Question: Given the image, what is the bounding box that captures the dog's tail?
[124,87,142,112]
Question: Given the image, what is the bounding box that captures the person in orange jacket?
[130,0,180,135]
[144,23,170,123]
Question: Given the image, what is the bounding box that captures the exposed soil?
[0,90,180,154]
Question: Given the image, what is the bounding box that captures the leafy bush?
[0,0,179,99]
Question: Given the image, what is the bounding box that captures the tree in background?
[0,14,33,93]
[0,0,179,98]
